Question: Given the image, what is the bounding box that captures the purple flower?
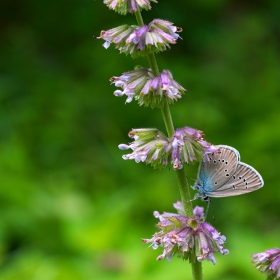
[97,25,135,50]
[252,248,280,279]
[110,68,186,108]
[97,19,182,58]
[119,127,218,169]
[171,127,219,169]
[118,128,171,168]
[104,0,157,15]
[142,202,229,264]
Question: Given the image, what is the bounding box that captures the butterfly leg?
[188,193,201,202]
[204,198,211,220]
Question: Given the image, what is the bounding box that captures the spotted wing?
[196,145,240,195]
[208,162,264,197]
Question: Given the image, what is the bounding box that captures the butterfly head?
[192,181,210,201]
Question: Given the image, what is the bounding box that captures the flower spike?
[111,68,186,108]
[142,202,229,264]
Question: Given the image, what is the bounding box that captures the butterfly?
[192,145,264,201]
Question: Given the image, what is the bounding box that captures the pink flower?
[111,68,186,108]
[119,127,218,169]
[97,19,182,58]
[252,248,280,279]
[142,202,229,264]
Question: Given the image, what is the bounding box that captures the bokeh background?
[1,0,280,279]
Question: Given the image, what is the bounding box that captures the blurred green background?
[0,0,280,279]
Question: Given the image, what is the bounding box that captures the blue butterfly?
[192,145,264,201]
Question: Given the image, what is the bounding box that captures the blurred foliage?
[0,0,280,279]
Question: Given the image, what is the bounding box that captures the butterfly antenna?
[153,2,162,17]
[186,175,195,182]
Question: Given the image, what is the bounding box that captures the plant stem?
[176,168,193,216]
[134,8,202,280]
[146,53,193,217]
[134,9,145,27]
[135,0,194,223]
[192,261,203,280]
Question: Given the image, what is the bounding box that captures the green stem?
[160,97,174,136]
[134,8,202,280]
[149,58,193,217]
[192,261,203,280]
[134,9,145,27]
[176,168,193,216]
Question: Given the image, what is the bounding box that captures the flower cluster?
[111,68,186,107]
[118,128,170,168]
[104,0,157,15]
[142,202,229,264]
[171,127,219,169]
[252,248,280,279]
[119,127,218,169]
[97,19,182,58]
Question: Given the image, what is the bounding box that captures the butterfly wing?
[207,162,264,197]
[194,145,240,197]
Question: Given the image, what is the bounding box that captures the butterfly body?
[192,145,264,200]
